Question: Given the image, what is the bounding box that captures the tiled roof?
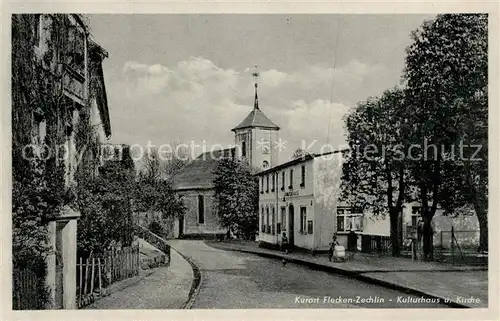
[171,148,235,190]
[255,149,348,176]
[231,108,280,131]
[170,158,219,190]
[196,147,236,161]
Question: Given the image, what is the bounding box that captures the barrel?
[334,245,345,258]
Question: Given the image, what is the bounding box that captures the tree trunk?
[389,208,401,257]
[475,205,488,252]
[422,215,433,261]
[464,160,488,253]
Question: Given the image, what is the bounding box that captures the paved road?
[168,240,451,309]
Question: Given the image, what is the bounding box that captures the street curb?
[209,244,471,309]
[171,247,202,309]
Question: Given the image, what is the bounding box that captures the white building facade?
[256,151,480,253]
[257,151,346,252]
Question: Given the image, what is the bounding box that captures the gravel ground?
[168,240,451,309]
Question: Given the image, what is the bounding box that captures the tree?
[213,158,259,240]
[291,148,311,160]
[162,142,191,180]
[140,147,162,182]
[404,14,488,255]
[135,146,186,228]
[134,178,185,220]
[341,88,410,256]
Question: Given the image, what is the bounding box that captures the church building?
[170,68,280,238]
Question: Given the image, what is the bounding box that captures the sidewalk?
[85,244,194,309]
[207,240,488,308]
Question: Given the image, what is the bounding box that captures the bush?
[75,162,136,256]
[148,220,164,236]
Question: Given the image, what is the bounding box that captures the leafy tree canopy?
[213,158,259,239]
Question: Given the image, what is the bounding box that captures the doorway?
[288,204,295,246]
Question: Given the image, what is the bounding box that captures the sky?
[88,14,435,163]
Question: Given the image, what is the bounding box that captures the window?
[262,160,269,169]
[300,207,307,233]
[31,110,46,147]
[266,206,270,234]
[336,208,363,232]
[281,172,285,191]
[65,107,75,137]
[271,207,276,235]
[198,195,205,224]
[289,169,294,189]
[65,24,85,75]
[113,147,119,159]
[260,177,264,194]
[300,165,305,187]
[266,175,269,193]
[337,215,345,232]
[261,207,265,233]
[241,141,246,157]
[307,220,313,234]
[281,207,286,232]
[411,206,421,226]
[271,174,275,192]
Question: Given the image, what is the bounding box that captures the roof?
[231,108,280,132]
[171,148,235,190]
[255,149,347,176]
[88,39,111,138]
[88,37,109,59]
[170,158,219,190]
[196,147,235,161]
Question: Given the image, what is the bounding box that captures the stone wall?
[178,189,226,236]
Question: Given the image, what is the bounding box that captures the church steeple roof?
[231,65,280,132]
[231,108,280,131]
[253,68,260,110]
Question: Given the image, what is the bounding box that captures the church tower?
[232,66,280,171]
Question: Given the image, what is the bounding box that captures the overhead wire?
[318,14,343,252]
[326,15,343,146]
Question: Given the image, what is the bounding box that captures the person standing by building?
[281,232,289,254]
[328,235,339,262]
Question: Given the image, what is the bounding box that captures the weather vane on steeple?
[252,65,260,110]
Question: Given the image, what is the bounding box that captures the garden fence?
[77,246,139,308]
[12,268,45,310]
